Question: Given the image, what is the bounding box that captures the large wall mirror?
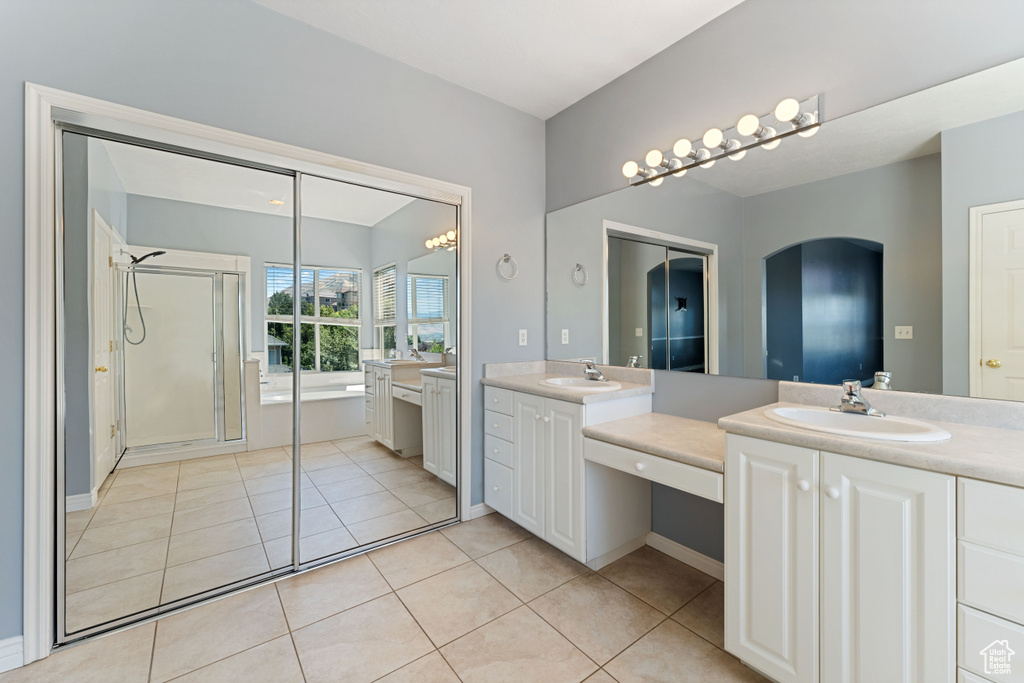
[547,57,1024,401]
[60,128,461,641]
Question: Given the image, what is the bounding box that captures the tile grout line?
[273,583,309,683]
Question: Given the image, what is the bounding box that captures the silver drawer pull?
[543,416,550,423]
[635,463,645,472]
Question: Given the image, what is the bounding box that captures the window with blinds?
[265,264,361,373]
[407,274,449,352]
[374,264,398,354]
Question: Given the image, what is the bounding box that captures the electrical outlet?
[519,329,528,346]
[635,328,643,337]
[895,325,913,340]
[793,375,800,382]
[561,329,569,344]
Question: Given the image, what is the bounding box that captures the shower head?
[130,250,166,264]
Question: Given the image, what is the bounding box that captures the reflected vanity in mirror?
[547,57,1024,401]
[61,131,460,638]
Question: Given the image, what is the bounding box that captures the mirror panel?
[546,58,1024,399]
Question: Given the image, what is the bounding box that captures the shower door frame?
[24,83,474,663]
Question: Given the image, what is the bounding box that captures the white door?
[91,211,117,490]
[544,398,584,561]
[437,377,457,486]
[512,391,545,536]
[820,451,955,683]
[725,434,819,683]
[422,375,439,476]
[972,201,1024,400]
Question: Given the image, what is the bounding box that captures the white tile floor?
[7,513,767,683]
[63,436,455,633]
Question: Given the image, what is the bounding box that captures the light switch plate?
[561,329,569,344]
[519,329,528,346]
[635,328,643,337]
[895,325,913,340]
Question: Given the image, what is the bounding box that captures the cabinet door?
[512,392,545,536]
[821,451,954,683]
[544,398,585,561]
[437,378,457,486]
[421,376,439,476]
[725,435,818,683]
[379,371,394,449]
[371,369,384,443]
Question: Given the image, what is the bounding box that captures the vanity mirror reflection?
[546,57,1024,401]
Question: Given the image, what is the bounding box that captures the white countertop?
[719,402,1024,487]
[582,413,724,473]
[481,372,654,405]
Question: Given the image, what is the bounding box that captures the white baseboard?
[65,489,97,513]
[586,535,647,571]
[646,532,724,581]
[468,503,494,520]
[0,636,23,673]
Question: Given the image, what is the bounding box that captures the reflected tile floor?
[11,514,767,682]
[62,437,456,632]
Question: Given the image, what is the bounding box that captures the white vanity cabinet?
[726,434,955,683]
[422,374,456,486]
[369,366,394,449]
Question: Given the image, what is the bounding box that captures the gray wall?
[127,195,375,357]
[546,0,1024,211]
[546,179,744,374]
[742,154,943,394]
[941,109,1024,395]
[2,0,544,640]
[87,139,128,241]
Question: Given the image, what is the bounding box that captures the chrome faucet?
[833,380,885,417]
[583,360,608,382]
[873,371,892,390]
[409,348,425,362]
[626,355,642,368]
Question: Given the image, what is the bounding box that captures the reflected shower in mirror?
[547,57,1024,400]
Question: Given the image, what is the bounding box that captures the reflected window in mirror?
[374,263,397,355]
[407,274,449,352]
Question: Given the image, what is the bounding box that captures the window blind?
[408,275,448,323]
[374,264,397,324]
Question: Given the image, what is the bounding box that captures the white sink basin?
[764,406,951,442]
[541,377,622,392]
[381,359,424,365]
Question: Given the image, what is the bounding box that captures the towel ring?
[573,263,588,286]
[497,253,519,280]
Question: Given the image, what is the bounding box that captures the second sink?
[541,377,622,392]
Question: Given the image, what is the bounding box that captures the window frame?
[266,263,362,374]
[407,273,450,352]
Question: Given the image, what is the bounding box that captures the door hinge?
[110,340,114,352]
[110,424,116,438]
[109,256,113,267]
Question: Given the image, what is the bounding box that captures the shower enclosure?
[117,262,246,458]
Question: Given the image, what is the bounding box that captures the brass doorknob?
[986,359,1002,368]
[95,366,108,373]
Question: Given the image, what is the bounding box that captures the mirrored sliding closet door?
[59,129,461,642]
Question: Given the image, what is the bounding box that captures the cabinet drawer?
[484,386,513,416]
[364,397,373,411]
[959,477,1024,556]
[485,434,513,468]
[584,437,723,503]
[959,541,1024,624]
[958,605,1024,682]
[484,410,514,442]
[485,458,513,518]
[393,387,422,406]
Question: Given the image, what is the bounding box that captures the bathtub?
[258,384,368,448]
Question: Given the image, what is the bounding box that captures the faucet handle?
[842,379,862,394]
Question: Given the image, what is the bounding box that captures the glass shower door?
[122,271,217,447]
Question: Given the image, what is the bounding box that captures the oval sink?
[541,377,622,392]
[764,406,951,442]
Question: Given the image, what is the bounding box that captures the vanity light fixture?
[425,229,458,252]
[621,94,822,186]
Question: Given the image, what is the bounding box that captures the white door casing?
[820,451,955,683]
[90,211,119,492]
[970,199,1024,400]
[725,434,819,683]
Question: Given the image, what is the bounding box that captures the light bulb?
[725,140,745,161]
[622,160,640,178]
[775,98,800,122]
[796,112,819,137]
[736,114,761,137]
[762,138,781,151]
[672,139,692,158]
[798,126,819,138]
[672,168,687,178]
[446,230,457,240]
[425,239,433,248]
[431,237,441,247]
[702,128,724,148]
[439,234,448,244]
[702,159,716,169]
[645,149,664,167]
[650,176,664,187]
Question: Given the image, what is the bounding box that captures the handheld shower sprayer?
[131,250,166,264]
[123,250,166,345]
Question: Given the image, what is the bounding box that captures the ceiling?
[99,140,415,226]
[249,0,746,119]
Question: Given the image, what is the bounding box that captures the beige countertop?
[481,373,654,405]
[582,413,725,473]
[420,367,458,379]
[363,360,441,370]
[719,402,1024,487]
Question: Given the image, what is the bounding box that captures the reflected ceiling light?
[621,95,821,187]
[269,199,285,205]
[446,230,457,240]
[427,229,458,252]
